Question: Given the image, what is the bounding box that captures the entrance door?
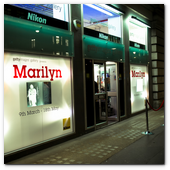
[94,61,107,127]
[106,61,118,124]
[85,59,118,129]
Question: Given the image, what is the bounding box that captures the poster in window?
[27,82,52,107]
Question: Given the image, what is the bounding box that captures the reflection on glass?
[56,36,60,44]
[94,63,105,93]
[106,62,116,92]
[31,39,35,48]
[65,39,69,46]
[95,99,106,124]
[83,4,121,39]
[106,61,118,123]
[94,62,106,125]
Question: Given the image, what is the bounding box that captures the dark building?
[4,4,164,163]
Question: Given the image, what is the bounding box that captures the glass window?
[83,4,122,41]
[94,63,105,93]
[12,4,69,22]
[129,22,147,45]
[129,17,149,50]
[4,52,73,154]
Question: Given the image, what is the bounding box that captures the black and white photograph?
[27,82,40,107]
[26,82,52,107]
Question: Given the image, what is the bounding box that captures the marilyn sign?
[4,52,73,154]
[13,65,62,81]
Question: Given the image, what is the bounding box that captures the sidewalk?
[7,108,165,165]
[101,125,164,164]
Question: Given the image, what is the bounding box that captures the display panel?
[12,4,69,22]
[4,52,73,154]
[129,22,147,45]
[130,65,149,113]
[83,4,122,38]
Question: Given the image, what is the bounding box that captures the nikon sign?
[27,12,47,24]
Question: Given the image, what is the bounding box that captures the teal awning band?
[4,15,74,57]
[83,35,125,62]
[129,47,149,64]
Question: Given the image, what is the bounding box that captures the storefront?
[4,4,75,156]
[82,4,125,129]
[128,16,150,114]
[4,4,153,163]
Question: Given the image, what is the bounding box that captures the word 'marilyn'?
[13,65,62,81]
[132,70,145,79]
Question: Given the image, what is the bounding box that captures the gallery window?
[4,52,74,154]
[83,4,123,43]
[130,65,149,113]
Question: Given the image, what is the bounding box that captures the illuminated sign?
[129,22,146,45]
[130,65,149,113]
[13,65,62,81]
[131,70,145,79]
[27,12,47,24]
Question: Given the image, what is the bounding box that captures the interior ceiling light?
[130,16,151,28]
[85,4,113,16]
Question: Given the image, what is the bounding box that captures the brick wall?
[151,6,164,108]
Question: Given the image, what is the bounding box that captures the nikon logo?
[27,12,47,24]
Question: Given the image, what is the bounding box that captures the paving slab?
[6,108,164,165]
[101,125,165,164]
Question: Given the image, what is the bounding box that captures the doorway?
[85,59,119,129]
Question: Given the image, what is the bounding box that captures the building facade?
[4,4,164,163]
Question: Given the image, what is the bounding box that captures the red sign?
[131,70,145,79]
[13,65,62,81]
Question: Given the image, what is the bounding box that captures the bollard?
[142,98,153,135]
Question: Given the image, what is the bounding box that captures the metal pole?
[142,98,153,135]
[145,98,149,132]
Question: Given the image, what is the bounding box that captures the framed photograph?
[43,82,52,105]
[27,82,52,107]
[27,82,40,107]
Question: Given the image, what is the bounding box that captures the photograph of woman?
[27,83,39,107]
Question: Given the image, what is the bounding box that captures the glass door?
[94,61,107,126]
[85,59,119,129]
[106,61,118,124]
